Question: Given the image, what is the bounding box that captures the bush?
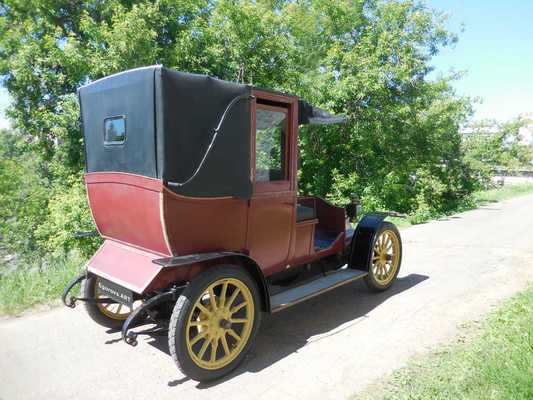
[36,175,102,259]
[0,133,50,258]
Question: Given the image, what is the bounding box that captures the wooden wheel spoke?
[226,288,241,308]
[190,331,208,346]
[221,334,230,356]
[208,287,217,310]
[230,301,247,314]
[219,282,228,308]
[189,320,208,327]
[196,302,212,316]
[210,338,219,362]
[197,336,211,359]
[227,329,241,342]
[229,318,247,324]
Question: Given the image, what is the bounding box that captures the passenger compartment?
[295,196,346,257]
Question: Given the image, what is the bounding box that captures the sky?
[426,0,533,121]
[1,0,532,129]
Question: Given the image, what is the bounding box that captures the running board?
[270,268,368,312]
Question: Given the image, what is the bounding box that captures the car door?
[247,92,298,276]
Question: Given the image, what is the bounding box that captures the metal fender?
[349,212,392,271]
[153,252,271,312]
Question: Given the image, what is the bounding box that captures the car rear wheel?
[364,222,402,291]
[81,276,133,329]
[168,265,262,382]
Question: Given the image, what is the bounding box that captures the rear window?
[104,116,126,145]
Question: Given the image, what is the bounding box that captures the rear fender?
[349,212,391,271]
[154,252,270,312]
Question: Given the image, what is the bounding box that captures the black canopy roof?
[297,99,347,125]
[78,66,345,199]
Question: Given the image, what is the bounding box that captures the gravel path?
[1,194,532,400]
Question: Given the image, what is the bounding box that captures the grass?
[0,252,85,315]
[472,181,533,203]
[355,285,533,400]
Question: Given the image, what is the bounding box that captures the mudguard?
[349,212,392,271]
[153,251,270,312]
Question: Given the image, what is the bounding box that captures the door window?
[255,107,288,182]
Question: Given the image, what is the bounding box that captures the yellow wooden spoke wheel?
[186,278,254,370]
[169,265,261,382]
[365,222,402,291]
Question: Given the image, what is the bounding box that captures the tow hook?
[61,274,86,308]
[61,273,117,308]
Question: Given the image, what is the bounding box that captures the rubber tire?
[81,276,129,329]
[364,221,402,292]
[168,265,262,382]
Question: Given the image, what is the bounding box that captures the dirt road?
[1,194,533,400]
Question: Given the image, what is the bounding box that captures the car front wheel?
[364,221,402,291]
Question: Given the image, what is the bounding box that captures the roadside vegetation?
[355,285,533,400]
[0,0,532,314]
[0,253,84,314]
[387,181,533,229]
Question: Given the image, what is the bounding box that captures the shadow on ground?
[104,273,428,387]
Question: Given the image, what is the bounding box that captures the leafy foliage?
[0,130,50,257]
[36,175,103,259]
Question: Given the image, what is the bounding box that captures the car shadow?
[130,272,428,387]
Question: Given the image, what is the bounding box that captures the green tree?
[0,0,480,258]
[295,0,475,215]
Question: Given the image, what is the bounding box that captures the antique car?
[62,65,402,382]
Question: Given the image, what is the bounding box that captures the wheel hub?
[220,319,231,330]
